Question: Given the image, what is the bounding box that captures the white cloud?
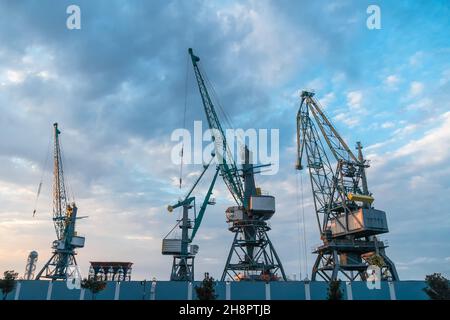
[409,51,424,66]
[393,124,418,136]
[332,72,346,85]
[409,81,424,96]
[346,90,363,111]
[305,78,325,92]
[405,97,432,111]
[334,112,359,127]
[397,256,438,266]
[318,92,335,108]
[6,70,25,84]
[439,69,450,86]
[393,112,450,166]
[125,235,154,241]
[216,2,307,86]
[381,121,395,129]
[384,74,400,88]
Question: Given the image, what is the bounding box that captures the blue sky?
[0,0,449,281]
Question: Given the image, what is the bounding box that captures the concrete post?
[304,281,311,300]
[388,281,397,300]
[346,282,353,300]
[265,282,271,300]
[188,282,193,300]
[46,281,53,300]
[14,281,21,300]
[150,281,157,300]
[226,281,231,300]
[114,282,121,300]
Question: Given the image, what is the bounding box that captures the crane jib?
[188,48,245,206]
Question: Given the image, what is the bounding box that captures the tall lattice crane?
[188,48,286,281]
[35,123,85,280]
[296,91,399,281]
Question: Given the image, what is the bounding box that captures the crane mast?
[297,91,399,281]
[36,123,85,280]
[189,48,286,281]
[52,122,68,240]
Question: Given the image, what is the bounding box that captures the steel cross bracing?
[222,221,286,281]
[296,91,399,281]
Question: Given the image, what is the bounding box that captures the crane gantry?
[296,91,399,282]
[35,123,85,280]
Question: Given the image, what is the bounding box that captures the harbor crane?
[188,48,286,281]
[35,123,85,280]
[162,155,220,281]
[296,91,399,281]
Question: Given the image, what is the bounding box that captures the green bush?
[81,277,107,300]
[327,280,343,300]
[195,272,217,300]
[0,270,19,300]
[424,273,450,300]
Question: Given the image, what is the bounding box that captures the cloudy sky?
[0,0,449,281]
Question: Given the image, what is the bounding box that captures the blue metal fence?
[4,280,429,300]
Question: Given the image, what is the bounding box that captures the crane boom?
[188,48,245,207]
[52,123,68,240]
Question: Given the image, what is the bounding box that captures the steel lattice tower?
[35,123,85,280]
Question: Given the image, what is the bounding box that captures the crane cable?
[179,54,189,190]
[300,170,309,280]
[33,130,52,217]
[200,64,244,146]
[296,170,309,280]
[295,171,302,280]
[174,55,190,231]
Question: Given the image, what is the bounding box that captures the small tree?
[0,270,19,300]
[81,277,107,300]
[327,280,343,300]
[365,254,391,280]
[366,254,385,268]
[423,273,450,300]
[195,272,217,300]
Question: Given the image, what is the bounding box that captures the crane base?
[35,250,79,281]
[311,238,399,281]
[221,221,286,281]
